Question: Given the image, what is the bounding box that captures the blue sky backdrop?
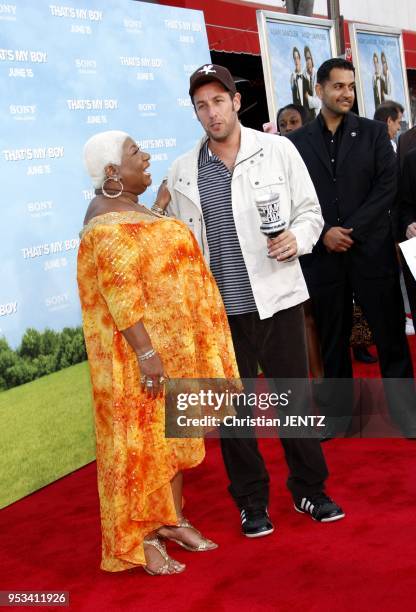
[0,0,210,347]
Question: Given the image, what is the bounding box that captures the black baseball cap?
[189,64,237,98]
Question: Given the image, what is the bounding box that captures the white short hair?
[83,130,129,188]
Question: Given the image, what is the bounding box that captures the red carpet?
[1,338,416,611]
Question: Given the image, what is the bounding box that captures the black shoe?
[319,429,335,443]
[319,416,354,442]
[240,507,274,538]
[294,493,345,522]
[319,420,338,442]
[352,346,378,364]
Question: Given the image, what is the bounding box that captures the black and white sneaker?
[294,493,345,522]
[240,507,275,538]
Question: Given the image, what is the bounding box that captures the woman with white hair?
[78,130,239,574]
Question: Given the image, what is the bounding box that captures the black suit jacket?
[287,112,398,287]
[398,147,416,239]
[291,74,314,121]
[373,78,382,108]
[397,126,416,169]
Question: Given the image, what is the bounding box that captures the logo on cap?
[198,64,216,76]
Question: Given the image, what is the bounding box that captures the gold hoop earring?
[101,176,123,198]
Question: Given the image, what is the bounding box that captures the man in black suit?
[396,118,416,338]
[287,58,414,434]
[398,148,416,332]
[372,52,383,109]
[398,126,416,169]
[290,46,313,119]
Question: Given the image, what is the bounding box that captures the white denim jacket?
[167,125,323,319]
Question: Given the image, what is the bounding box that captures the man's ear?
[387,116,394,132]
[315,82,323,101]
[233,92,242,113]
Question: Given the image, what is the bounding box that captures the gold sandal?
[158,518,218,552]
[143,536,186,575]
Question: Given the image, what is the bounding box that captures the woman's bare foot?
[143,536,186,575]
[158,518,218,552]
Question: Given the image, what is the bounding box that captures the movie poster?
[349,23,412,126]
[257,11,337,124]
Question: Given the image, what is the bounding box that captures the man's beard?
[207,117,237,142]
[209,134,228,142]
[326,100,353,116]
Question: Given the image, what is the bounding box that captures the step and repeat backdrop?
[0,0,210,348]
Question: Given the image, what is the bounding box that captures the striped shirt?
[198,141,257,315]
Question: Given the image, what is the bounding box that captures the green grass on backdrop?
[0,361,95,509]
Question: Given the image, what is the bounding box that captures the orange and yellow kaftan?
[77,211,238,571]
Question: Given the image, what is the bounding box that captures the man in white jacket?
[157,64,344,536]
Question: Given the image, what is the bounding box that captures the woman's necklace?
[136,202,157,217]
